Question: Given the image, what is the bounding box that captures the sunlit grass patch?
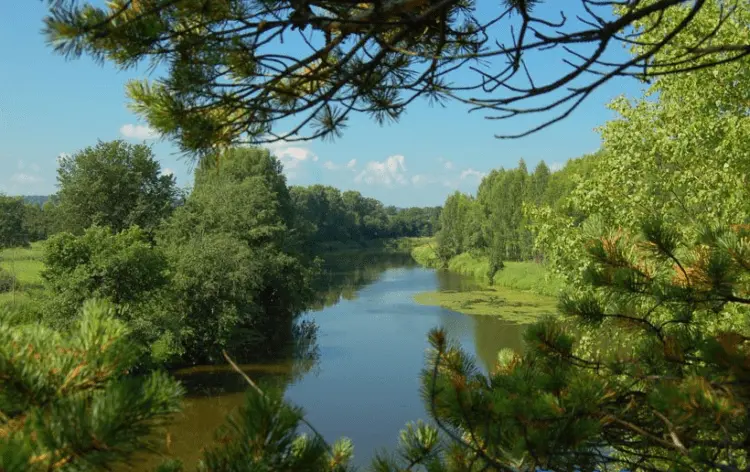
[411,242,563,297]
[0,242,45,289]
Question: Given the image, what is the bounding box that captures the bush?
[0,269,16,293]
[41,225,184,364]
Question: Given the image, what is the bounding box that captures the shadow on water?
[137,252,534,470]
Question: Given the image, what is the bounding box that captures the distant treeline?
[434,154,597,268]
[4,177,440,248]
[21,195,49,207]
[291,184,441,245]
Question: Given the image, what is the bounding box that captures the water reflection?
[144,255,535,469]
[309,252,418,310]
[434,269,527,372]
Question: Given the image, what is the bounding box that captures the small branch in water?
[221,350,336,456]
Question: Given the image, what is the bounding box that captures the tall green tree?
[159,146,317,362]
[0,195,29,249]
[436,192,479,260]
[22,203,47,242]
[55,140,177,234]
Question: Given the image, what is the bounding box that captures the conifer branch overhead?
[42,0,750,154]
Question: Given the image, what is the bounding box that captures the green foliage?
[291,184,440,245]
[55,140,178,234]
[158,147,317,363]
[436,191,479,259]
[22,203,48,242]
[0,195,29,249]
[197,386,354,472]
[403,4,750,471]
[41,225,182,363]
[412,242,562,297]
[433,156,587,269]
[0,269,16,294]
[0,299,184,471]
[0,297,356,472]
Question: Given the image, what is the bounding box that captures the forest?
[4,1,750,471]
[0,142,440,366]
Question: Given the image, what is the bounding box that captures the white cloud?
[120,124,159,140]
[346,159,357,171]
[57,152,70,164]
[549,161,564,172]
[17,160,24,170]
[262,136,317,173]
[11,173,43,184]
[439,158,454,170]
[354,155,408,186]
[161,168,174,177]
[323,161,339,170]
[460,168,485,180]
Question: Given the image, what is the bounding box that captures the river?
[146,254,533,469]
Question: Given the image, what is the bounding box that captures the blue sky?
[0,1,644,207]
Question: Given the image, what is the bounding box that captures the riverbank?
[0,237,430,311]
[314,236,432,255]
[411,241,562,296]
[409,241,561,322]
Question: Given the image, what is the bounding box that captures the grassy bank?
[411,241,562,297]
[410,241,562,323]
[0,242,45,307]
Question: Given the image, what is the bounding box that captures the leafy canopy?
[55,140,178,234]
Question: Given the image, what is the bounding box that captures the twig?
[221,350,337,458]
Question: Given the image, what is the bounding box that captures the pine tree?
[1,300,355,472]
[391,218,750,471]
[0,299,184,471]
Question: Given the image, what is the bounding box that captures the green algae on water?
[413,286,558,323]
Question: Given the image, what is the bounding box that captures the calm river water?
[145,254,533,469]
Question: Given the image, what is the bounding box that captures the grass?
[0,242,45,287]
[411,241,563,297]
[0,241,46,308]
[413,286,558,324]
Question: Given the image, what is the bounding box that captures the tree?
[0,195,29,249]
[41,225,183,363]
[0,300,354,472]
[42,1,750,153]
[158,147,318,363]
[22,203,47,242]
[55,140,177,234]
[0,299,184,471]
[436,192,477,259]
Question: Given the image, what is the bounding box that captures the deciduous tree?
[55,140,177,234]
